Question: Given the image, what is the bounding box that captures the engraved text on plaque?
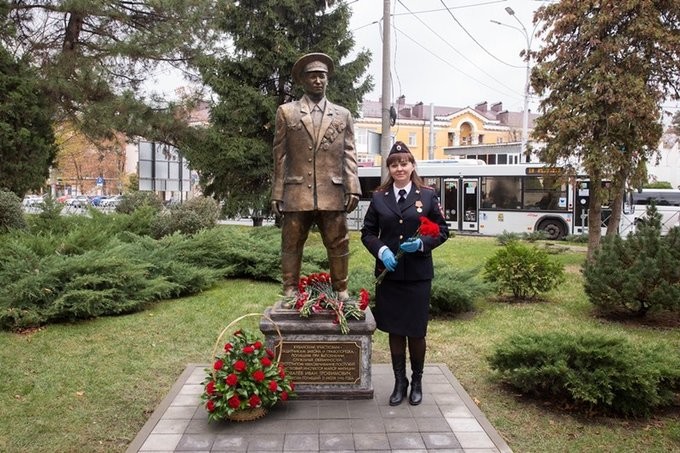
[278,341,361,384]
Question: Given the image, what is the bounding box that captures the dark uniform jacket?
[361,185,449,281]
[271,96,361,212]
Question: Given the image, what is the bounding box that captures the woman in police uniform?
[361,142,449,406]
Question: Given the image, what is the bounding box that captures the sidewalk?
[127,363,512,453]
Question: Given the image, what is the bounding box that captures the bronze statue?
[271,52,361,300]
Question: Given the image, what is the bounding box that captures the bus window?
[423,177,440,195]
[523,176,568,211]
[481,176,521,209]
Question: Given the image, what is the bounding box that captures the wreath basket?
[202,312,292,422]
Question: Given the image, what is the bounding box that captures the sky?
[347,0,546,112]
[148,0,679,119]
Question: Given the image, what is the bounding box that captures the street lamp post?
[491,7,535,161]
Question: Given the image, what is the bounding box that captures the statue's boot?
[329,253,349,300]
[281,251,302,298]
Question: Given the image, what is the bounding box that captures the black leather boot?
[389,354,409,406]
[409,357,424,406]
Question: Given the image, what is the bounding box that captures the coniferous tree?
[583,204,680,316]
[181,0,372,216]
[0,46,57,196]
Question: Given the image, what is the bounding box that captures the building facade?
[354,96,540,165]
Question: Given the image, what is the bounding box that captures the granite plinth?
[260,301,377,400]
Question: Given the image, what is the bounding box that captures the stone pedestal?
[260,301,376,399]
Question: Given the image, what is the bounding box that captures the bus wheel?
[538,219,565,240]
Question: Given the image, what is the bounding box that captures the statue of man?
[271,52,361,300]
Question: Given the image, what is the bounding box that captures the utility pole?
[380,0,391,181]
[491,7,536,161]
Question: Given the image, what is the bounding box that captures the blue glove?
[380,248,397,271]
[399,238,422,253]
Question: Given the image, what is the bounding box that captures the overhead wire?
[438,0,523,69]
[395,0,519,96]
[392,24,522,103]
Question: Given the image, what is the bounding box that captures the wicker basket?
[209,312,284,422]
[227,406,268,422]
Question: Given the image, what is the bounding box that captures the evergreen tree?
[531,1,680,259]
[583,204,680,316]
[181,0,372,215]
[1,0,222,142]
[0,46,57,196]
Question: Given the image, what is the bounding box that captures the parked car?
[91,195,110,206]
[101,195,123,208]
[66,195,91,208]
[22,195,44,207]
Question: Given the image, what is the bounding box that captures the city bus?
[347,161,626,239]
[620,189,680,235]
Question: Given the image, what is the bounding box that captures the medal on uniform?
[415,200,423,213]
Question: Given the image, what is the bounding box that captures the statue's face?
[301,71,327,99]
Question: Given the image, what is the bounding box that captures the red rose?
[418,216,440,238]
[206,400,215,412]
[213,359,224,371]
[290,381,295,390]
[359,288,370,310]
[252,370,265,382]
[233,360,247,372]
[266,349,275,358]
[260,357,272,367]
[228,395,241,409]
[280,391,289,401]
[224,343,233,352]
[206,381,216,395]
[243,345,255,354]
[268,380,278,391]
[249,394,261,408]
[278,368,286,379]
[253,341,262,349]
[225,373,238,386]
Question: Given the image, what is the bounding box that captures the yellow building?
[354,96,539,165]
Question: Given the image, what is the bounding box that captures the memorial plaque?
[278,341,361,384]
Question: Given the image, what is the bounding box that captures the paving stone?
[415,417,452,433]
[319,433,354,451]
[151,419,190,435]
[383,417,418,432]
[446,417,485,432]
[421,432,462,450]
[352,432,390,450]
[348,417,385,433]
[175,433,214,451]
[246,433,285,450]
[319,418,351,433]
[455,431,497,449]
[387,431,426,450]
[408,404,442,418]
[210,434,247,451]
[163,406,198,420]
[284,418,320,433]
[438,401,474,418]
[378,404,411,418]
[139,434,182,451]
[282,433,320,451]
[319,402,350,419]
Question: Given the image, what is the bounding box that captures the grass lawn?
[1,232,679,452]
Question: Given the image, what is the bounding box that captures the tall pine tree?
[181,0,372,216]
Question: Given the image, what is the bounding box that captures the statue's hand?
[271,200,282,217]
[345,194,359,213]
